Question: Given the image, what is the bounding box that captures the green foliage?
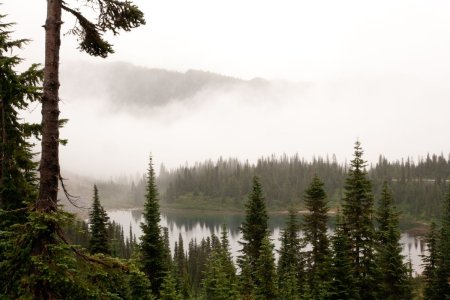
[238,176,269,271]
[61,0,145,58]
[140,155,168,295]
[422,185,450,299]
[342,141,378,299]
[329,212,358,300]
[375,182,411,299]
[0,14,42,228]
[202,229,240,300]
[160,272,183,300]
[88,185,110,255]
[254,235,278,300]
[277,208,303,298]
[303,175,331,298]
[0,209,151,299]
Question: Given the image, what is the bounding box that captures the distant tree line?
[155,153,450,219]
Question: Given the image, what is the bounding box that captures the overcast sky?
[4,0,450,178]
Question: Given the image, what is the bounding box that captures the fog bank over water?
[36,61,449,179]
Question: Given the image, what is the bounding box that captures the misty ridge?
[60,61,305,113]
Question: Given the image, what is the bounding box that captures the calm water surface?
[108,209,427,275]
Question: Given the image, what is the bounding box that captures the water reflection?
[108,209,426,275]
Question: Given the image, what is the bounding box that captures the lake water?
[108,209,427,275]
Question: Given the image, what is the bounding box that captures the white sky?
[4,0,450,178]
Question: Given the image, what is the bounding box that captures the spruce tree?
[329,212,358,300]
[375,182,411,299]
[174,233,190,298]
[160,272,183,300]
[254,235,278,300]
[88,185,110,255]
[342,141,377,299]
[140,155,167,295]
[303,175,331,298]
[277,208,303,299]
[238,176,269,271]
[202,229,240,300]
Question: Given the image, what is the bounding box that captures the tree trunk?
[38,0,62,212]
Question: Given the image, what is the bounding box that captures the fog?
[4,0,450,178]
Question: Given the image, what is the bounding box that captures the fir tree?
[254,235,278,300]
[277,208,303,299]
[0,15,42,228]
[140,155,167,295]
[88,185,110,255]
[303,175,331,298]
[238,176,269,272]
[375,182,411,299]
[329,212,358,300]
[342,141,378,299]
[434,184,450,299]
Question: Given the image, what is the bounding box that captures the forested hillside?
[62,153,450,220]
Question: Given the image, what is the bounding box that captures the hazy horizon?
[4,0,450,179]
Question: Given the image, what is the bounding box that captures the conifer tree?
[0,16,42,227]
[329,211,358,300]
[140,155,167,295]
[423,185,450,299]
[277,208,303,298]
[375,182,411,299]
[202,228,240,300]
[303,175,331,298]
[238,176,269,271]
[174,233,190,298]
[88,185,110,255]
[423,222,440,300]
[160,272,183,300]
[254,235,278,300]
[342,141,377,299]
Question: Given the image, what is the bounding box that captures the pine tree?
[140,155,167,295]
[88,185,110,255]
[277,208,303,299]
[329,212,358,300]
[375,182,411,300]
[0,15,42,227]
[303,175,331,298]
[254,235,278,300]
[238,176,269,272]
[342,141,377,299]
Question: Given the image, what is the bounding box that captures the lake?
[108,209,427,275]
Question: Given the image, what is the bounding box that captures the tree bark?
[38,0,62,212]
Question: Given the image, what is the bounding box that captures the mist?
[19,61,447,179]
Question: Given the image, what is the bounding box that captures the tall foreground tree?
[238,176,269,270]
[88,185,110,254]
[0,16,42,226]
[39,0,145,211]
[303,175,330,298]
[342,141,378,299]
[375,182,411,300]
[140,155,167,295]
